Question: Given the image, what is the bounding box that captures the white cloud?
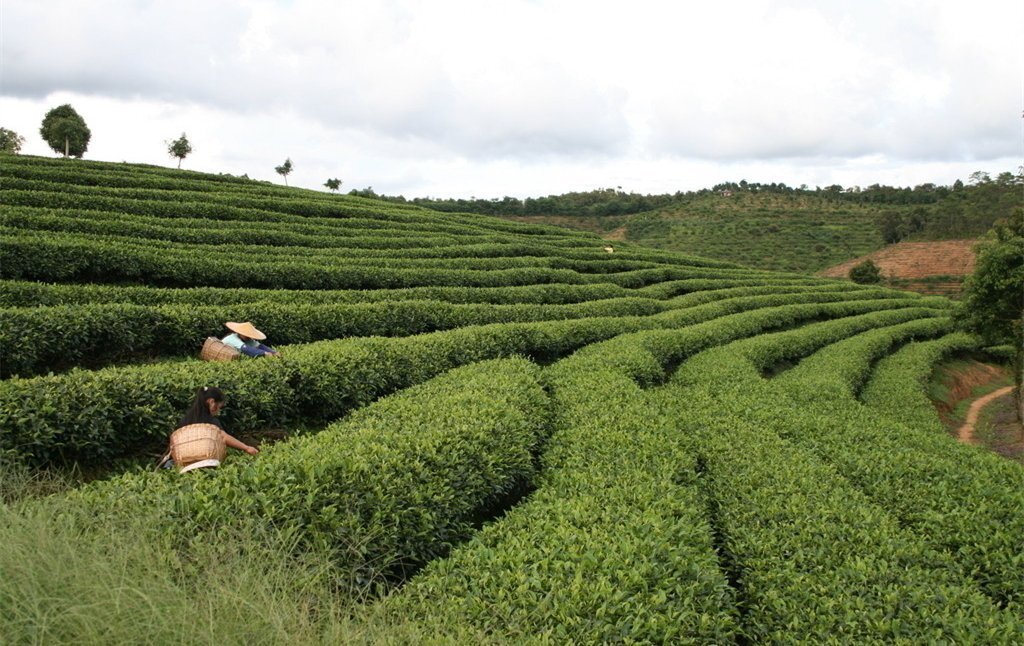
[2,0,1021,197]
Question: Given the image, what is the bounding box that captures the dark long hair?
[178,386,225,428]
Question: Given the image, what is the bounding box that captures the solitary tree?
[166,133,192,168]
[40,104,91,158]
[275,157,293,186]
[849,259,882,284]
[0,127,25,153]
[324,177,342,192]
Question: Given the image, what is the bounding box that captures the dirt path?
[957,386,1015,444]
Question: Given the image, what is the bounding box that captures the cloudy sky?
[2,0,1021,198]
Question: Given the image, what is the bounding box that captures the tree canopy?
[324,178,342,192]
[167,133,192,169]
[40,104,91,158]
[0,127,25,154]
[275,158,293,186]
[957,209,1024,348]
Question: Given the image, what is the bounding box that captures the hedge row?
[860,332,981,430]
[1,203,599,253]
[670,301,950,387]
[0,226,648,270]
[0,296,672,378]
[0,282,887,379]
[1,155,306,190]
[0,185,584,239]
[0,315,646,466]
[0,234,607,289]
[1,205,480,250]
[539,321,1023,639]
[0,161,362,200]
[774,317,955,397]
[0,233,775,289]
[666,387,1021,640]
[369,301,1021,641]
[366,294,927,639]
[62,358,550,595]
[0,276,835,308]
[676,320,1024,619]
[366,346,738,641]
[0,291,924,466]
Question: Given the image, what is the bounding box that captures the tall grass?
[0,471,366,645]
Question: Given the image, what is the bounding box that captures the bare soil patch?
[603,226,628,242]
[817,239,977,283]
[932,360,1006,417]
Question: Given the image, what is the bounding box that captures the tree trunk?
[284,176,288,187]
[177,157,182,169]
[64,136,69,158]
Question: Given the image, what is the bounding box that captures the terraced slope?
[1,155,1020,643]
[505,191,893,273]
[819,239,978,297]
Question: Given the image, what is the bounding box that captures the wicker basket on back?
[200,337,240,362]
[169,423,226,467]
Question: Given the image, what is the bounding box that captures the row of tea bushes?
[1,282,873,377]
[0,231,756,289]
[1,206,640,260]
[860,332,980,431]
[676,319,1024,618]
[364,345,738,642]
[362,305,1018,641]
[0,276,836,308]
[568,320,1021,639]
[31,359,550,608]
[0,292,925,465]
[772,316,956,395]
[665,385,1022,641]
[0,297,672,377]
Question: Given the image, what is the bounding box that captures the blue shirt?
[221,333,259,351]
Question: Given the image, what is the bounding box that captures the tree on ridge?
[275,158,293,186]
[0,127,25,154]
[40,104,91,158]
[167,133,193,169]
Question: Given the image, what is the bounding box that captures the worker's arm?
[221,431,259,455]
[256,343,280,356]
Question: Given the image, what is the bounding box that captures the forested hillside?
[359,173,1021,273]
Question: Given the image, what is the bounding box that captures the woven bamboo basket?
[200,337,240,362]
[169,423,226,467]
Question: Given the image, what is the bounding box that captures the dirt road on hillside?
[957,386,1015,444]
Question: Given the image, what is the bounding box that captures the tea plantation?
[1,155,1021,643]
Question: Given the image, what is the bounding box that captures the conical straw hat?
[225,321,266,340]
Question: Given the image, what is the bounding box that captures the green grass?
[0,488,352,645]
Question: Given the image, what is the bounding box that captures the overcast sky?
[2,0,1021,198]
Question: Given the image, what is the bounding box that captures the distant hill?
[363,174,1019,274]
[503,192,894,273]
[818,239,978,297]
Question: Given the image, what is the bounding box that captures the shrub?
[849,259,882,284]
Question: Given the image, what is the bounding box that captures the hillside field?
[819,239,978,297]
[1,155,1023,643]
[503,191,895,273]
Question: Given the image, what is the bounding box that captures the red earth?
[818,240,978,296]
